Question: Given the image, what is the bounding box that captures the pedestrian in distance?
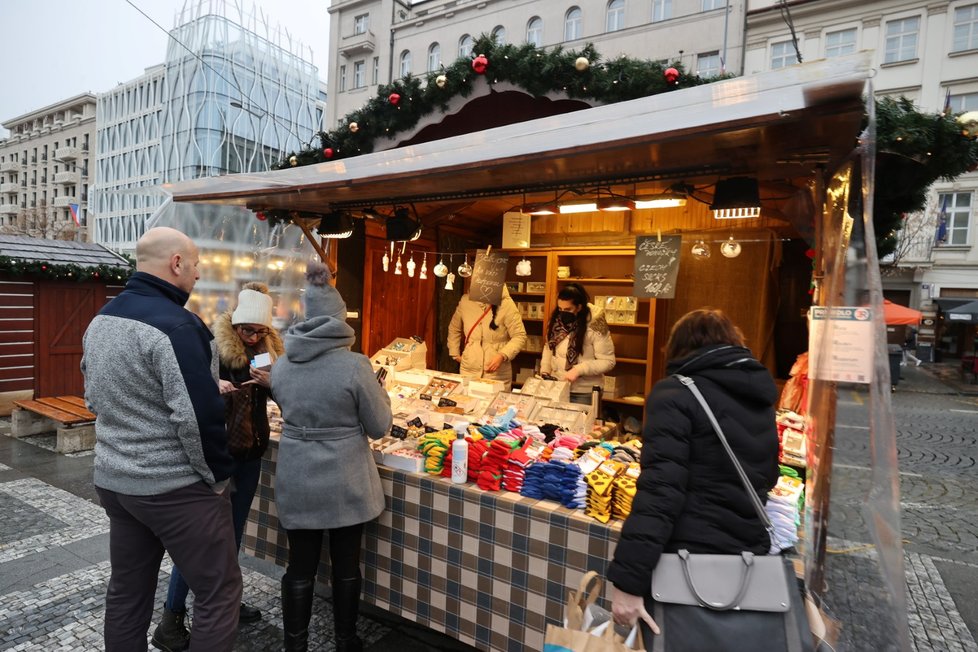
[82,226,242,652]
[270,262,393,652]
[152,282,284,650]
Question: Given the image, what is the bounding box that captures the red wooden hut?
[0,235,132,413]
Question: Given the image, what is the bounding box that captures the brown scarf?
[548,319,580,371]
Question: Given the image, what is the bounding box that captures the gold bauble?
[349,121,359,133]
[575,57,590,71]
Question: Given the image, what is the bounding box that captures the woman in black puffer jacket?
[608,308,779,635]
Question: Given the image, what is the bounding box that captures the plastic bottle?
[451,432,469,484]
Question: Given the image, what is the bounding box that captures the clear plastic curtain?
[805,89,912,651]
[147,199,317,330]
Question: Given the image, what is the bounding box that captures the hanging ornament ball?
[289,155,298,167]
[256,211,267,222]
[664,67,680,84]
[575,57,590,72]
[349,121,359,133]
[322,147,334,159]
[388,93,401,106]
[471,54,489,75]
[805,248,816,259]
[435,74,448,88]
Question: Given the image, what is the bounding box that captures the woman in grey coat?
[270,263,393,652]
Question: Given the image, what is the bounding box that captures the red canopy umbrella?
[883,299,922,325]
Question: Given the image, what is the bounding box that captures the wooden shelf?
[511,291,547,296]
[615,357,648,365]
[523,317,544,322]
[558,277,634,284]
[603,396,646,406]
[608,322,649,329]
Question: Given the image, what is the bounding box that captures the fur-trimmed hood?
[213,310,285,371]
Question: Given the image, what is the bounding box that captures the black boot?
[151,606,190,652]
[332,575,363,652]
[282,575,315,652]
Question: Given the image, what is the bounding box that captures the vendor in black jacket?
[608,308,779,634]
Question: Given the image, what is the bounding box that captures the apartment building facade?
[325,0,748,126]
[0,94,96,240]
[89,3,322,252]
[746,0,978,359]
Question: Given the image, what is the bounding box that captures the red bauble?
[256,211,267,222]
[323,147,334,159]
[41,265,47,271]
[471,54,489,75]
[805,248,816,259]
[664,67,679,84]
[388,93,401,106]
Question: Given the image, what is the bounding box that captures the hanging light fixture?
[316,211,354,238]
[385,206,423,240]
[558,199,599,214]
[634,183,689,209]
[597,196,635,212]
[691,240,712,259]
[710,177,761,219]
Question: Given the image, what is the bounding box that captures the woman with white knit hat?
[152,282,284,652]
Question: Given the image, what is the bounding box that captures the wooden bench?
[11,396,97,453]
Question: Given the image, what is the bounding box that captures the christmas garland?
[274,35,714,169]
[0,256,134,283]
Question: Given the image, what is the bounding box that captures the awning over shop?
[945,299,978,322]
[882,299,922,325]
[934,297,977,312]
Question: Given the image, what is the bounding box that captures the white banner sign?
[809,306,874,384]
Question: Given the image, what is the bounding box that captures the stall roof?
[0,235,131,269]
[164,54,871,230]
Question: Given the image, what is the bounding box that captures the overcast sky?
[0,0,330,136]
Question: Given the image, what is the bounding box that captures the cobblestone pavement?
[1,365,977,651]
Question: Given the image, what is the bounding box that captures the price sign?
[633,235,682,298]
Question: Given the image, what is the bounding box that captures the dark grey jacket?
[270,313,392,530]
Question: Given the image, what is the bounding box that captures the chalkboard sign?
[633,235,682,298]
[470,249,510,305]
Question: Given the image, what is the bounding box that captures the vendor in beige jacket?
[541,283,616,404]
[448,286,527,389]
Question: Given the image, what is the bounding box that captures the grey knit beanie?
[304,262,346,321]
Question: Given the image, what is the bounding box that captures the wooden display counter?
[242,438,622,652]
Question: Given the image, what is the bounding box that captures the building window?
[428,43,441,72]
[565,7,583,41]
[527,17,543,46]
[353,61,365,88]
[884,16,919,63]
[825,28,857,57]
[938,192,973,246]
[354,14,369,35]
[770,40,799,69]
[399,50,412,78]
[492,25,507,44]
[459,34,474,58]
[372,57,379,85]
[607,0,624,32]
[949,91,978,112]
[953,4,978,52]
[652,0,672,22]
[339,65,347,91]
[702,0,724,9]
[696,51,721,77]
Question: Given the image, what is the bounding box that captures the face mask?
[558,311,576,326]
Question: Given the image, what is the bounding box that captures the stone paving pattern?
[0,362,976,650]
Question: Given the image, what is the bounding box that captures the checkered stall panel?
[243,439,622,651]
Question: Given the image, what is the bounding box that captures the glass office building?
[91,4,320,251]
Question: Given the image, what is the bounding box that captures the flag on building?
[943,88,952,115]
[68,203,80,226]
[935,195,949,244]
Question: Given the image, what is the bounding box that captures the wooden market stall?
[164,54,877,650]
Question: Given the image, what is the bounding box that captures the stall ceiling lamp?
[525,203,558,215]
[711,177,761,219]
[597,197,635,212]
[385,206,423,241]
[634,193,687,209]
[559,200,599,214]
[316,211,354,239]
